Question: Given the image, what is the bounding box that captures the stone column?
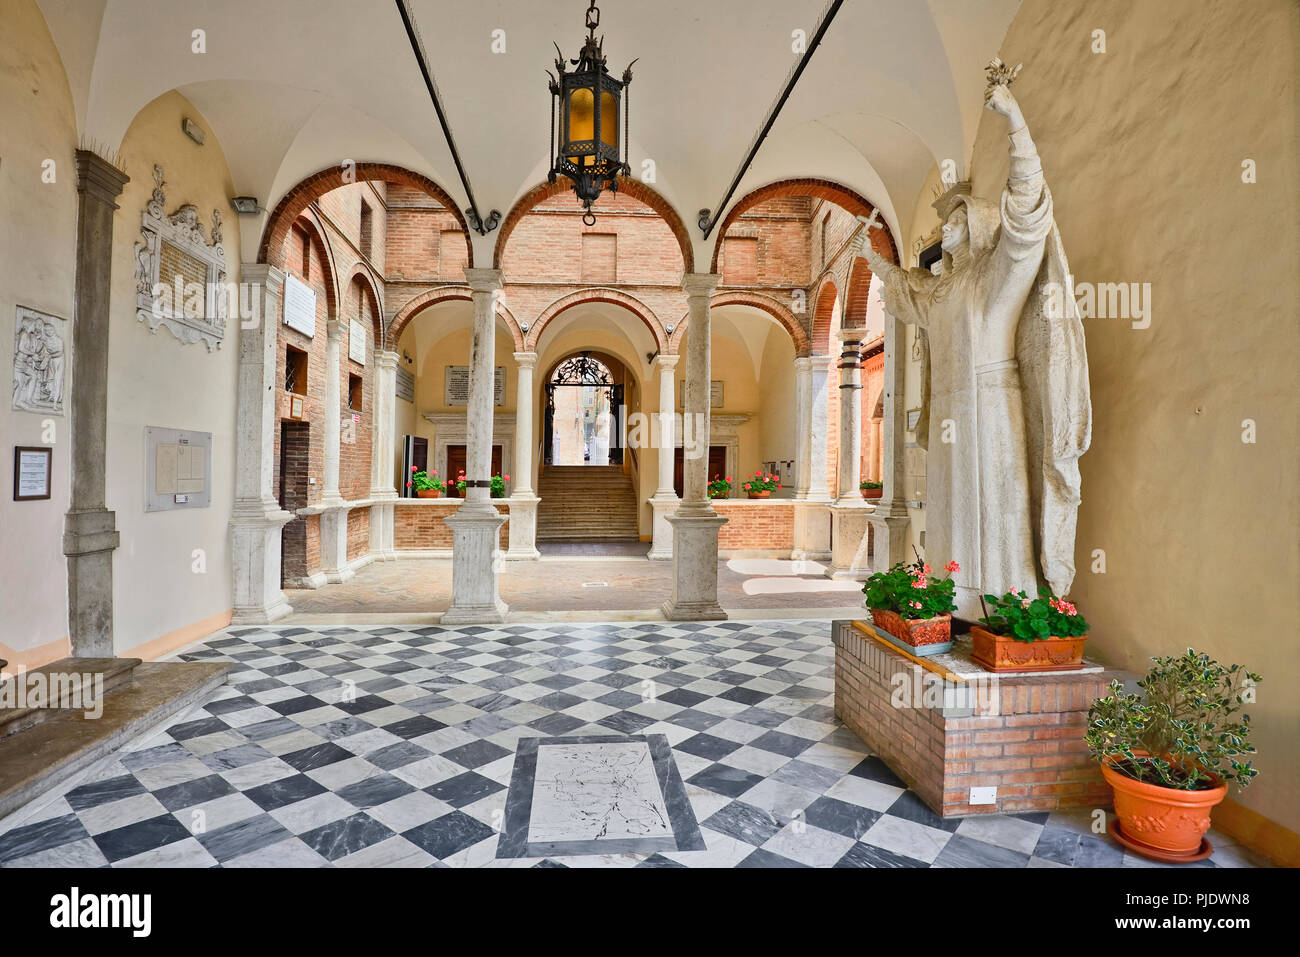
[230,264,295,624]
[318,320,352,583]
[369,349,400,561]
[663,274,727,620]
[793,357,811,498]
[792,353,833,562]
[443,268,508,622]
[647,352,679,560]
[506,351,540,560]
[63,151,129,656]
[828,327,872,579]
[868,312,911,572]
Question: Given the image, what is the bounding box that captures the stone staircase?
[537,465,641,542]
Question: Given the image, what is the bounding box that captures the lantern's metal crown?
[546,1,635,225]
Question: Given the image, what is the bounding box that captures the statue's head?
[941,206,969,254]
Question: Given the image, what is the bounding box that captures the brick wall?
[346,507,370,560]
[714,501,795,550]
[394,502,510,550]
[834,621,1117,818]
[719,196,812,288]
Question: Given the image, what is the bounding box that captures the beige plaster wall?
[0,0,79,665]
[107,91,242,653]
[903,0,1299,831]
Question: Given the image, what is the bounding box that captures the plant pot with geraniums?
[859,480,883,500]
[1086,650,1260,862]
[741,471,780,499]
[861,554,960,656]
[970,587,1089,672]
[707,475,731,499]
[455,473,510,499]
[408,467,445,499]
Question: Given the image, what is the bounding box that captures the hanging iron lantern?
[547,0,635,225]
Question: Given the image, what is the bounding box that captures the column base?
[63,507,120,657]
[442,502,508,624]
[866,500,911,574]
[826,502,874,580]
[661,507,728,621]
[647,495,679,560]
[369,491,398,561]
[319,505,355,584]
[505,495,541,561]
[229,499,295,625]
[791,499,832,562]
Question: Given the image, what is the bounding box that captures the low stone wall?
[394,500,509,550]
[712,499,797,553]
[832,620,1118,817]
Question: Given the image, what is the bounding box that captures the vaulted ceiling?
[35,0,1021,265]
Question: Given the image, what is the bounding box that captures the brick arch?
[258,163,470,269]
[527,288,668,354]
[709,177,900,273]
[705,291,812,357]
[812,276,840,355]
[386,286,525,351]
[342,263,384,345]
[844,256,873,330]
[290,213,339,323]
[495,176,694,273]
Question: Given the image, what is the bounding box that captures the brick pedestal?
[832,620,1119,818]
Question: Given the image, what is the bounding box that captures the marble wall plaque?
[395,364,415,403]
[348,319,367,365]
[445,365,505,407]
[145,426,212,511]
[679,380,724,409]
[283,274,317,338]
[12,305,68,415]
[904,442,926,506]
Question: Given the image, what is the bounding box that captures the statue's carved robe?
[878,127,1070,616]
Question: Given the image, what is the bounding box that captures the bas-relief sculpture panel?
[12,306,67,415]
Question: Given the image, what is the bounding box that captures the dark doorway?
[279,421,311,585]
[543,352,624,466]
[674,446,727,498]
[446,444,503,497]
[401,435,428,498]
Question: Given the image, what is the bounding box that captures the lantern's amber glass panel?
[568,88,594,141]
[600,91,618,147]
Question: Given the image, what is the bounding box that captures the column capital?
[794,355,812,372]
[74,149,129,205]
[809,353,835,372]
[840,325,869,344]
[376,349,400,370]
[240,262,285,292]
[326,318,342,340]
[654,352,680,370]
[513,351,538,369]
[681,273,721,298]
[464,268,504,293]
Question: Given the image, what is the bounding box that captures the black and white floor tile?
[0,621,1269,868]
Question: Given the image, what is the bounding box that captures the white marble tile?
[763,822,856,867]
[527,741,671,845]
[333,835,435,868]
[956,814,1044,855]
[861,816,953,864]
[824,774,904,811]
[269,792,357,834]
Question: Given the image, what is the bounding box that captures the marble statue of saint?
[860,61,1091,615]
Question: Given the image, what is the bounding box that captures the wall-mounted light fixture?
[182,117,206,145]
[520,322,531,334]
[230,196,261,215]
[664,324,675,336]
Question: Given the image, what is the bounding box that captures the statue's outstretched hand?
[984,83,1018,119]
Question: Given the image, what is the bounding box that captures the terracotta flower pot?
[969,624,1087,673]
[747,490,772,499]
[860,487,883,499]
[868,608,952,656]
[1101,755,1227,859]
[416,488,441,499]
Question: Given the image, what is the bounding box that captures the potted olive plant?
[1085,650,1260,861]
[971,587,1089,672]
[862,555,960,656]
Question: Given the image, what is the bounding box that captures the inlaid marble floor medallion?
[498,735,704,858]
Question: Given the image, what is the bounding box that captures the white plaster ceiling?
[36,0,1021,265]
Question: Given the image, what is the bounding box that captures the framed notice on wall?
[145,426,212,511]
[13,446,51,500]
[445,366,505,407]
[396,365,415,403]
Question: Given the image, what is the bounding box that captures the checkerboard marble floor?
[0,621,1269,868]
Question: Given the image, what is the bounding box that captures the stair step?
[1,657,142,738]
